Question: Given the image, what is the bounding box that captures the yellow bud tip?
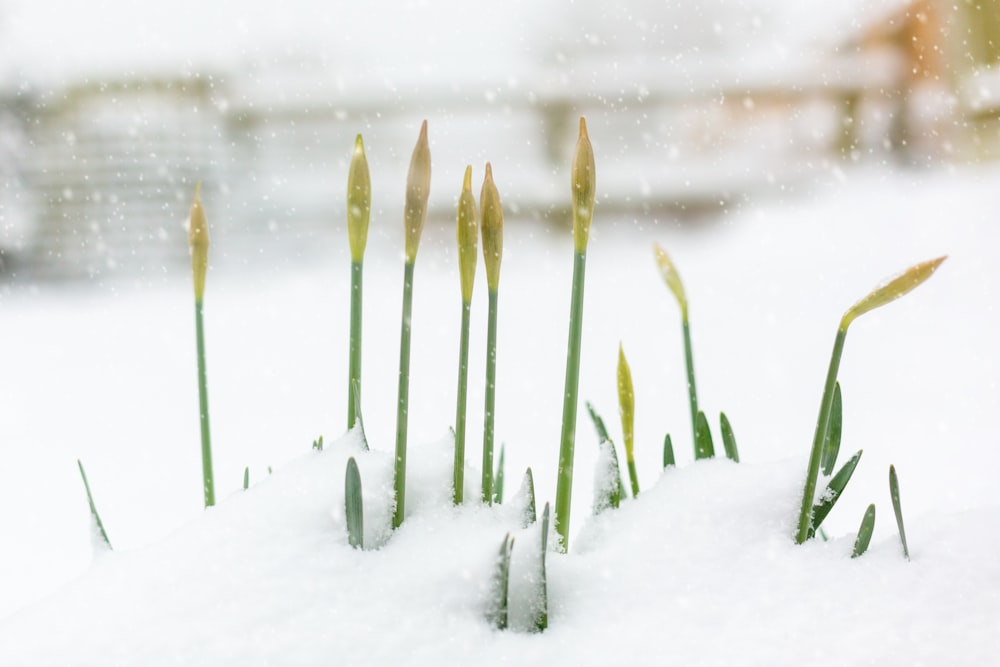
[404,120,432,264]
[188,182,209,300]
[653,242,688,320]
[480,161,504,292]
[841,255,947,330]
[571,116,596,253]
[617,341,635,461]
[347,133,372,263]
[457,165,478,303]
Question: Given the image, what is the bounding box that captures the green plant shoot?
[694,410,714,459]
[889,465,910,560]
[243,466,249,490]
[490,533,514,630]
[795,256,946,544]
[77,460,112,551]
[392,120,431,529]
[188,183,215,508]
[820,382,843,476]
[493,443,506,505]
[555,116,595,553]
[520,467,537,527]
[347,134,371,431]
[345,457,364,549]
[537,503,550,632]
[654,243,700,455]
[852,503,876,558]
[720,412,739,463]
[481,162,504,505]
[617,343,639,496]
[810,449,863,537]
[663,433,675,468]
[453,165,478,504]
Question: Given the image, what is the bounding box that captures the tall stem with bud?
[453,166,478,505]
[794,256,946,544]
[393,121,431,529]
[347,135,371,430]
[554,117,595,552]
[480,163,504,505]
[188,183,214,508]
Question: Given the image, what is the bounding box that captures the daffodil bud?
[480,162,504,292]
[617,342,635,463]
[653,242,688,321]
[841,256,947,330]
[347,134,371,263]
[404,120,431,264]
[188,183,209,301]
[571,117,595,253]
[457,165,478,303]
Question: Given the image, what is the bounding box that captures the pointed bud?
[188,182,209,302]
[571,117,595,253]
[456,165,478,303]
[347,134,371,263]
[653,242,688,321]
[480,162,504,292]
[404,120,431,264]
[840,256,947,330]
[617,343,635,463]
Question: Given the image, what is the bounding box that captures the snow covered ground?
[0,161,998,663]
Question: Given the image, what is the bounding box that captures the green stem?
[795,327,848,543]
[627,459,640,497]
[482,288,499,504]
[555,250,587,552]
[681,318,699,454]
[194,298,215,508]
[348,260,363,430]
[393,261,415,529]
[454,300,472,504]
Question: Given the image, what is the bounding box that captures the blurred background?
[1,0,999,621]
[1,0,999,279]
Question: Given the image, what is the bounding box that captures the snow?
[0,161,998,663]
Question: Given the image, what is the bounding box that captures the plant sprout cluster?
[75,117,943,630]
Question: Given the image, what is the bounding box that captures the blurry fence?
[0,42,953,281]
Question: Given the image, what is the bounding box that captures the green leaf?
[345,457,364,549]
[536,503,550,632]
[663,433,675,468]
[889,465,910,560]
[242,466,249,490]
[585,401,611,443]
[312,435,324,452]
[617,343,638,497]
[493,443,505,505]
[520,467,537,527]
[820,382,842,476]
[490,533,515,630]
[77,460,112,551]
[594,439,625,513]
[810,449,863,536]
[720,412,739,463]
[694,411,714,460]
[852,503,876,558]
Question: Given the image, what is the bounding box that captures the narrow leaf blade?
[811,449,863,535]
[351,380,369,451]
[889,465,910,560]
[720,412,739,463]
[243,466,249,490]
[77,460,112,551]
[820,382,843,476]
[493,443,506,505]
[852,503,876,558]
[694,411,715,460]
[663,433,675,468]
[345,457,364,549]
[521,467,537,527]
[586,401,611,443]
[537,503,550,632]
